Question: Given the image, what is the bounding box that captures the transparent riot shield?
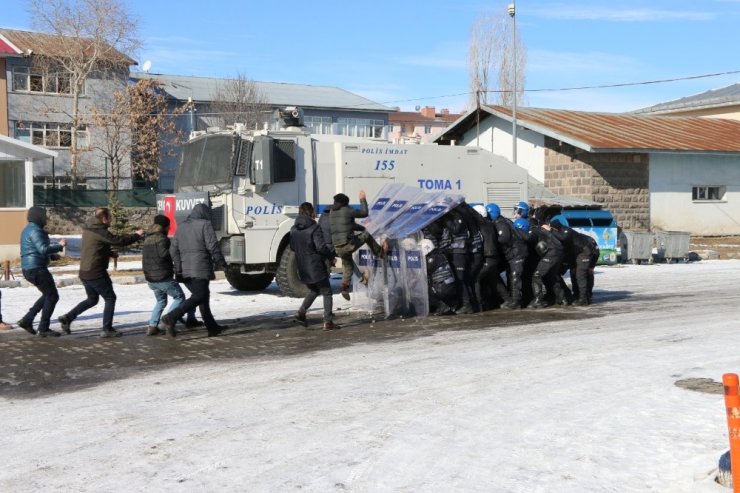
[351,184,466,319]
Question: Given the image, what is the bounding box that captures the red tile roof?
[0,28,135,65]
[390,111,463,124]
[0,37,19,55]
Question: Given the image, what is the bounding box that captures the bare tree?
[90,79,186,191]
[209,73,269,130]
[27,0,140,182]
[467,7,527,108]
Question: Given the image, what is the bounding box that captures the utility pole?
[508,1,518,165]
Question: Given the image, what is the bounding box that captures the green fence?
[34,188,157,207]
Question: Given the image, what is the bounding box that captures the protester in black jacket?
[328,190,385,300]
[161,203,227,337]
[291,202,338,330]
[142,215,185,336]
[550,219,600,305]
[58,208,144,338]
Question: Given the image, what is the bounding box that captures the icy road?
[0,260,737,492]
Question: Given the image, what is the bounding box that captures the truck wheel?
[225,267,274,291]
[276,247,310,298]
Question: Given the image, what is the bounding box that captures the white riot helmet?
[420,239,435,256]
[472,204,488,218]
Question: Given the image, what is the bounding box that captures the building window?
[0,161,26,208]
[13,121,89,149]
[12,66,79,95]
[304,116,332,135]
[692,186,724,201]
[337,118,385,138]
[424,125,432,134]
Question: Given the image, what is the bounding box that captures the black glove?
[175,273,185,283]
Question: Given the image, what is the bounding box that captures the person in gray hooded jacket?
[160,203,227,337]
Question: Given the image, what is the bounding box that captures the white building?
[437,105,740,235]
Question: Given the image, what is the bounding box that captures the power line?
[482,68,740,94]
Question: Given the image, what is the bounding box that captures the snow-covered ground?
[1,260,739,492]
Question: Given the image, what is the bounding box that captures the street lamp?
[508,2,517,165]
[187,96,197,134]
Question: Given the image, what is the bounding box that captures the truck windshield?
[176,134,234,190]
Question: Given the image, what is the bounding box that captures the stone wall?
[544,137,650,230]
[46,207,159,235]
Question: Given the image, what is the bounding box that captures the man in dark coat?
[18,206,67,336]
[549,219,600,305]
[473,204,509,310]
[161,203,227,337]
[494,213,529,309]
[58,207,144,337]
[528,222,567,308]
[328,190,385,300]
[290,202,338,330]
[142,215,185,336]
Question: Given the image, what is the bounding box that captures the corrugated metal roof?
[0,28,136,65]
[131,73,394,112]
[634,82,740,114]
[440,105,740,153]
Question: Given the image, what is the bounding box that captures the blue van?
[543,207,619,265]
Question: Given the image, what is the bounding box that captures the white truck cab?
[159,108,529,297]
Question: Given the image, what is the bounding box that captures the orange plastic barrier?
[723,373,740,492]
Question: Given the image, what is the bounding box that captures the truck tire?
[276,247,310,298]
[225,267,274,291]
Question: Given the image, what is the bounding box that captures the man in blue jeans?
[142,215,185,336]
[58,207,144,338]
[18,206,67,337]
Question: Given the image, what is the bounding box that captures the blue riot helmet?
[485,203,501,221]
[514,218,530,231]
[514,201,530,218]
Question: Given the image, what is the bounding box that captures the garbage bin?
[654,230,691,263]
[620,231,653,264]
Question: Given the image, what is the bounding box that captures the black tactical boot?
[17,319,36,335]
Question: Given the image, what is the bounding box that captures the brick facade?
[543,137,650,230]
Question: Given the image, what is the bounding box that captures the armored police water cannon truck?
[158,107,529,297]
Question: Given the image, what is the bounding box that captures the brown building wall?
[0,210,27,261]
[543,137,650,230]
[0,210,26,243]
[0,59,7,136]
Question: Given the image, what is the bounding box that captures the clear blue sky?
[5,0,740,113]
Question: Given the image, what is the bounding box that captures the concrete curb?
[0,271,226,289]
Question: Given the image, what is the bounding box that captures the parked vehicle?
[536,205,619,265]
[158,107,530,296]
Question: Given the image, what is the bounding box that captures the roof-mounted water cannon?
[274,106,304,129]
